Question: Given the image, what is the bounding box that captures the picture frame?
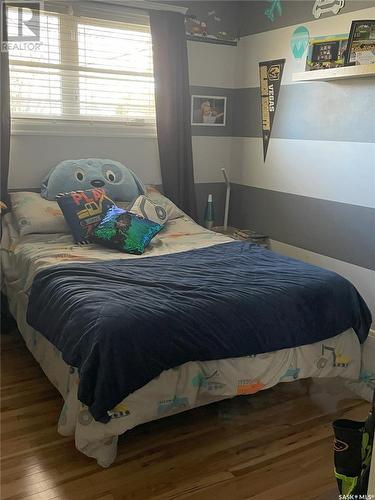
[191,95,227,126]
[345,20,375,66]
[305,34,348,71]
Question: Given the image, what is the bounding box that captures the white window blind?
[8,7,156,125]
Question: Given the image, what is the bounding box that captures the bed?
[1,192,371,467]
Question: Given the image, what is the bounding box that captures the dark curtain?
[150,11,197,220]
[1,0,10,210]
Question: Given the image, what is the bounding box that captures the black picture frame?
[345,20,375,66]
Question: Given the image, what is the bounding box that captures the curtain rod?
[84,0,188,15]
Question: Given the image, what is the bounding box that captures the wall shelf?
[292,64,375,82]
[186,35,237,46]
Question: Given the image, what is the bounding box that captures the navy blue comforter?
[26,242,371,422]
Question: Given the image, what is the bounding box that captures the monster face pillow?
[41,159,145,202]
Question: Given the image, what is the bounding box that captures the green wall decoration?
[290,26,310,59]
[265,0,283,22]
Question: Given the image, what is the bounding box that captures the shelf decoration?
[305,34,348,71]
[184,10,237,46]
[259,59,285,161]
[345,20,375,66]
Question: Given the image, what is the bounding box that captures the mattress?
[1,213,362,467]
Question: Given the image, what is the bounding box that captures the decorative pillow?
[92,205,163,254]
[56,188,115,244]
[128,195,168,225]
[10,192,70,236]
[41,158,145,202]
[144,186,185,220]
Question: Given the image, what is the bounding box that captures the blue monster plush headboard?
[41,158,145,201]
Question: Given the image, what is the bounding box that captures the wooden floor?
[1,329,371,500]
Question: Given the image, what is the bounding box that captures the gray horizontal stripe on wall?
[238,1,374,38]
[229,184,375,270]
[195,182,227,225]
[232,80,375,143]
[190,81,375,142]
[159,182,227,226]
[190,86,235,137]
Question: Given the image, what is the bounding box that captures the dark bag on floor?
[333,389,375,496]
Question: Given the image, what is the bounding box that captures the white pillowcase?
[144,186,185,220]
[10,192,70,236]
[118,187,185,223]
[128,195,167,225]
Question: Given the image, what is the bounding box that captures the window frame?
[11,117,157,137]
[9,8,157,137]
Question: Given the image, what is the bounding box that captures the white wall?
[9,134,161,189]
[188,41,237,88]
[230,138,375,209]
[231,6,375,207]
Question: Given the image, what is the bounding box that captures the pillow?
[128,195,168,225]
[145,186,185,220]
[10,192,70,236]
[56,188,115,244]
[93,205,163,254]
[41,158,145,202]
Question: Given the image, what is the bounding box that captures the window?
[8,7,156,126]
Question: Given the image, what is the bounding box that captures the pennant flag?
[259,59,285,161]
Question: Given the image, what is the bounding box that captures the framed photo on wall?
[191,95,227,126]
[305,34,348,71]
[345,20,375,65]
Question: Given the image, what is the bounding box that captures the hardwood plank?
[1,330,370,500]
